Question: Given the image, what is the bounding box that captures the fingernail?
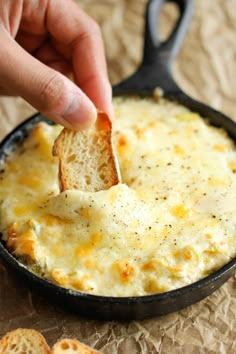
[62,92,97,129]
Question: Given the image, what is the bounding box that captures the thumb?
[0,35,97,130]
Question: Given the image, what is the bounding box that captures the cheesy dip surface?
[0,97,236,296]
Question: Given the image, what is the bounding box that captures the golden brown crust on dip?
[53,111,121,192]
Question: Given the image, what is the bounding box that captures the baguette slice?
[53,111,121,192]
[52,338,101,354]
[0,328,51,354]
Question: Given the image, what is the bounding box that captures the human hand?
[0,0,113,129]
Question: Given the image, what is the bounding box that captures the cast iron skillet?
[0,0,235,321]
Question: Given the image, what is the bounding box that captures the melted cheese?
[0,97,236,296]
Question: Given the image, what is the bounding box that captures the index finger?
[46,0,114,118]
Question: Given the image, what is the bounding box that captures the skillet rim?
[0,105,235,307]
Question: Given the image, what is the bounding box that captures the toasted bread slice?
[53,111,121,192]
[52,338,101,354]
[0,328,51,354]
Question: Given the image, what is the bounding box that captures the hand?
[0,0,113,129]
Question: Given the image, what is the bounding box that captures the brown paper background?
[0,0,235,352]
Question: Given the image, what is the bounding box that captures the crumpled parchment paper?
[0,0,235,353]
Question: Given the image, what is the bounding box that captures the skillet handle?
[144,0,193,65]
[113,0,194,95]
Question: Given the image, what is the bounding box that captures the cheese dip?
[0,97,236,296]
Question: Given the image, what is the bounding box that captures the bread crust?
[0,329,101,354]
[53,111,121,192]
[52,338,101,354]
[0,328,51,354]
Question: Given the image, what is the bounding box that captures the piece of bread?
[52,338,101,354]
[53,111,121,192]
[0,328,51,354]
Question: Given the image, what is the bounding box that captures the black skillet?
[0,0,235,321]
